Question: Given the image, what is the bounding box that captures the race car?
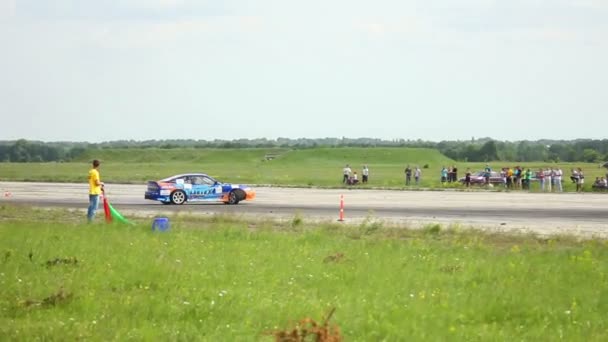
[144,173,255,205]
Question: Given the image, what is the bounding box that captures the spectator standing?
[524,168,532,190]
[362,165,369,183]
[577,168,585,192]
[87,159,104,223]
[538,168,545,191]
[414,166,421,185]
[514,167,522,189]
[441,167,448,184]
[405,165,412,185]
[571,168,579,184]
[555,167,563,192]
[544,168,552,192]
[484,164,492,185]
[452,166,458,183]
[506,167,514,189]
[342,164,352,184]
[465,168,472,188]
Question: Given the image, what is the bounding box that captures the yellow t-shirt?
[88,169,101,195]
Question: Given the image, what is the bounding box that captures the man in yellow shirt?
[87,160,104,222]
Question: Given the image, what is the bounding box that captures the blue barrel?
[152,217,170,232]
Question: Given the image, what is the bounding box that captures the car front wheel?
[170,190,187,205]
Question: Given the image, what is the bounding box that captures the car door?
[491,172,504,184]
[188,176,209,200]
[201,175,223,199]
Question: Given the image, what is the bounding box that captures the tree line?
[1,138,607,163]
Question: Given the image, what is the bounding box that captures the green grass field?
[1,205,607,340]
[0,147,606,191]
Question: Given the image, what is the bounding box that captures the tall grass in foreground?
[1,205,607,340]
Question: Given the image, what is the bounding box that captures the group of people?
[495,166,541,190]
[569,168,586,192]
[474,164,587,192]
[341,162,598,193]
[342,164,369,185]
[592,177,608,189]
[343,164,425,186]
[530,167,566,192]
[404,165,422,185]
[527,167,586,192]
[440,166,458,183]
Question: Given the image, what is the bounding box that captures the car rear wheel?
[170,190,187,205]
[227,191,239,205]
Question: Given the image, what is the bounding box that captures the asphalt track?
[1,182,607,237]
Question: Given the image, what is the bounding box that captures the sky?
[1,0,607,143]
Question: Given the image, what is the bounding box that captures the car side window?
[202,176,215,186]
[190,176,203,185]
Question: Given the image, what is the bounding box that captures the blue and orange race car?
[144,173,255,205]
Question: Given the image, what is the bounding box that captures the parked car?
[459,171,505,186]
[144,173,255,205]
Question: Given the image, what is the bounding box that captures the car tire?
[227,190,239,205]
[170,190,187,205]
